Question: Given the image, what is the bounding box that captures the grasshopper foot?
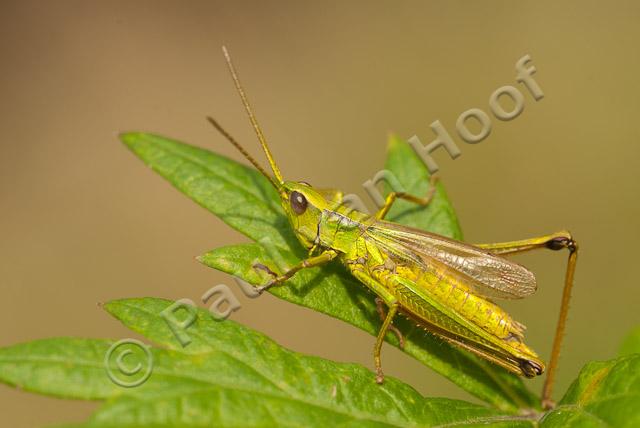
[542,398,556,411]
[375,367,385,384]
[254,277,285,295]
[255,282,270,295]
[252,263,280,295]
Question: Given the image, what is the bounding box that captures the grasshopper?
[210,47,578,409]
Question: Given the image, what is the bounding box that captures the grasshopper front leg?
[376,174,439,220]
[376,298,406,350]
[253,249,337,294]
[374,301,399,384]
[350,269,402,384]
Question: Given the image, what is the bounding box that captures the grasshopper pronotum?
[210,47,578,409]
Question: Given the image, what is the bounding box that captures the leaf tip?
[119,132,144,149]
[386,133,405,151]
[197,252,216,267]
[101,298,130,318]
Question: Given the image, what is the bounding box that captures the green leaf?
[3,301,638,425]
[0,298,523,427]
[121,132,296,251]
[383,135,463,240]
[541,354,640,428]
[619,326,640,357]
[122,132,537,410]
[0,337,123,400]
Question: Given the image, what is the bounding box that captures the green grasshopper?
[211,47,578,409]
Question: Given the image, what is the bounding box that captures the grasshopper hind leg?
[475,231,578,410]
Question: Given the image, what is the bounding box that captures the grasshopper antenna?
[221,46,284,184]
[206,116,282,192]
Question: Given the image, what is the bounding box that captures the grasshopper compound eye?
[290,191,308,215]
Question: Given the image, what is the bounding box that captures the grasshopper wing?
[365,220,537,299]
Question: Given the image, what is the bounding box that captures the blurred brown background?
[1,1,639,426]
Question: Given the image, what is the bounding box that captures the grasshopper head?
[280,181,335,249]
[207,116,333,250]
